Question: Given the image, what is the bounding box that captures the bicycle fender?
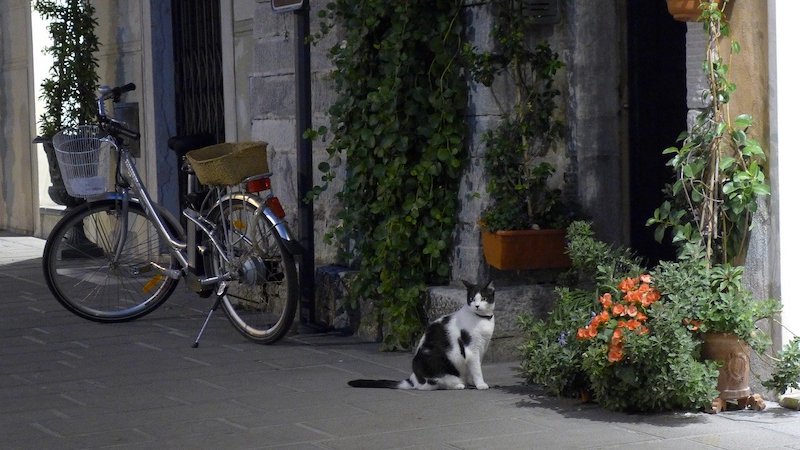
[218,193,304,256]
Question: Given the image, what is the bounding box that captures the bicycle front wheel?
[208,196,298,344]
[42,199,182,322]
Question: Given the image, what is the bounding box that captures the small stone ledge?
[426,284,557,362]
[314,265,558,362]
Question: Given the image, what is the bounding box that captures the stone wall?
[250,2,342,264]
[250,1,626,359]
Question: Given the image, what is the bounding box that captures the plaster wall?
[92,0,179,218]
[0,1,37,234]
[771,0,800,347]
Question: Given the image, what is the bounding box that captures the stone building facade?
[1,0,797,351]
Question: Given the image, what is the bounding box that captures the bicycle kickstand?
[192,282,227,348]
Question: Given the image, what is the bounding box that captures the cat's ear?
[484,280,495,292]
[462,279,475,290]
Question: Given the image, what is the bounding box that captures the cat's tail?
[347,379,408,389]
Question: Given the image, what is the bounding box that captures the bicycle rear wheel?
[208,196,298,344]
[42,199,182,322]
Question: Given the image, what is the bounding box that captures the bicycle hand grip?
[112,83,136,102]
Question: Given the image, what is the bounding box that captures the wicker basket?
[186,142,269,186]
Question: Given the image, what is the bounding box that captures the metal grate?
[171,0,225,143]
[520,0,560,25]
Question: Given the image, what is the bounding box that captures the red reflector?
[266,196,286,218]
[246,177,271,193]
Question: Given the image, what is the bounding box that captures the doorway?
[626,0,687,265]
[170,0,225,204]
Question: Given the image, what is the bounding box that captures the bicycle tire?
[207,195,298,344]
[42,199,182,322]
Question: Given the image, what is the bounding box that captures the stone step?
[426,284,557,362]
[313,264,557,362]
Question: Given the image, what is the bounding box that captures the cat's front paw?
[475,382,490,390]
[454,383,466,390]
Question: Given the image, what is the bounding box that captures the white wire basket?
[52,125,117,198]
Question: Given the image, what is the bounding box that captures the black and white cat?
[348,280,495,390]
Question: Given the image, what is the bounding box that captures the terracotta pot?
[701,332,752,400]
[481,229,570,270]
[666,0,722,22]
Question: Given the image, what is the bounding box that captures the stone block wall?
[251,1,342,264]
[254,1,626,357]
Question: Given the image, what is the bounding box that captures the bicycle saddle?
[167,134,217,157]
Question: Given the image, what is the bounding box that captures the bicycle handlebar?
[97,83,140,141]
[103,117,141,141]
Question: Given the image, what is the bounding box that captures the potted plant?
[465,1,574,270]
[654,243,781,411]
[648,0,799,411]
[521,222,799,413]
[521,222,721,412]
[666,0,723,22]
[33,0,100,207]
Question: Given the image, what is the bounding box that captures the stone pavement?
[2,232,800,449]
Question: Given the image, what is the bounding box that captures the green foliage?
[34,0,100,137]
[521,222,720,412]
[563,221,642,288]
[581,301,719,412]
[464,1,570,231]
[763,337,800,395]
[648,0,769,265]
[316,1,467,349]
[518,288,595,397]
[655,242,779,353]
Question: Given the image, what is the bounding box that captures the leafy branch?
[648,0,769,265]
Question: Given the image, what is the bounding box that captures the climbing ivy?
[316,1,467,350]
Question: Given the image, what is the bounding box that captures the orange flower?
[598,311,610,324]
[612,303,625,316]
[638,326,649,335]
[640,274,652,284]
[611,328,624,344]
[626,305,639,317]
[636,311,648,322]
[624,290,642,304]
[683,319,702,332]
[577,328,588,340]
[624,319,642,330]
[599,293,613,309]
[618,277,638,292]
[608,346,624,363]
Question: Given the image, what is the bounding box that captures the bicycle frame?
[94,140,300,290]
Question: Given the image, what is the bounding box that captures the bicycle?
[42,82,301,345]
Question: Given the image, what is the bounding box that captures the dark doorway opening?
[627,1,687,265]
[171,0,225,204]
